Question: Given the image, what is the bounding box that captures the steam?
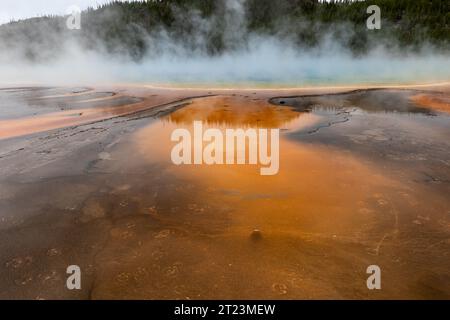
[0,0,449,86]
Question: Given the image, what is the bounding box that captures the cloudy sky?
[0,0,142,25]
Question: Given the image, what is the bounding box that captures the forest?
[0,0,448,61]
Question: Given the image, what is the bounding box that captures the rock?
[250,229,262,241]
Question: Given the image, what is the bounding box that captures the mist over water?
[0,0,449,87]
[2,37,449,87]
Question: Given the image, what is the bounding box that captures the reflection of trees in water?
[164,96,303,128]
[272,89,444,115]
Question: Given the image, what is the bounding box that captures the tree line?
[0,0,448,61]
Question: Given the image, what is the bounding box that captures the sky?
[0,0,142,25]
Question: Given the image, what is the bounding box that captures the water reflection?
[0,87,145,139]
[270,89,441,115]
